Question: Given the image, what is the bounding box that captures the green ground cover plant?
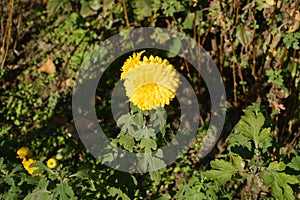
[0,0,299,199]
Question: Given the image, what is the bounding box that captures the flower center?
[130,83,174,110]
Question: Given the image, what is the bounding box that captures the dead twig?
[0,0,14,75]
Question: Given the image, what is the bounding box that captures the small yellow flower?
[17,147,33,159]
[47,158,57,169]
[22,158,40,176]
[121,51,180,110]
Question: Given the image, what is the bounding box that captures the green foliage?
[116,104,168,184]
[228,104,273,152]
[47,0,72,14]
[133,0,153,20]
[0,75,58,133]
[0,0,299,199]
[202,104,300,199]
[204,155,245,185]
[178,104,299,199]
[283,32,300,50]
[261,161,299,200]
[107,187,130,200]
[174,172,219,199]
[266,69,285,86]
[0,158,25,200]
[287,156,300,171]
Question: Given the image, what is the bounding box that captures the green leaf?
[182,13,194,30]
[151,29,171,44]
[107,187,130,200]
[150,170,161,185]
[166,37,181,58]
[53,183,77,200]
[261,161,299,200]
[133,0,153,20]
[258,127,273,153]
[230,105,273,150]
[117,114,135,134]
[175,173,218,199]
[80,0,96,18]
[236,25,252,46]
[69,170,90,179]
[239,110,264,141]
[24,179,52,200]
[89,0,101,10]
[118,134,135,152]
[157,193,172,200]
[135,127,155,139]
[138,153,165,173]
[0,125,11,137]
[258,128,271,142]
[204,159,238,185]
[47,0,72,14]
[150,108,166,129]
[227,132,251,152]
[140,138,157,152]
[287,156,300,171]
[161,0,184,16]
[132,111,144,128]
[232,155,245,171]
[148,157,165,171]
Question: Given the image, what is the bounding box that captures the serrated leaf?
[231,105,273,150]
[150,108,166,129]
[118,134,135,152]
[239,110,264,140]
[138,153,165,172]
[132,112,144,127]
[287,156,300,171]
[151,29,170,44]
[137,155,148,172]
[141,138,157,152]
[227,132,250,149]
[37,178,50,190]
[204,159,238,185]
[258,128,271,143]
[149,157,165,171]
[24,179,52,200]
[54,183,76,200]
[268,161,286,171]
[150,170,161,185]
[108,187,130,200]
[136,127,155,139]
[5,177,15,186]
[117,114,135,134]
[261,161,299,200]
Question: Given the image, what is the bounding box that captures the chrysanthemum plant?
[116,51,180,178]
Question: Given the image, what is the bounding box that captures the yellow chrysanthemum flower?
[17,147,33,159]
[47,158,57,169]
[22,158,40,176]
[121,51,180,110]
[120,50,145,80]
